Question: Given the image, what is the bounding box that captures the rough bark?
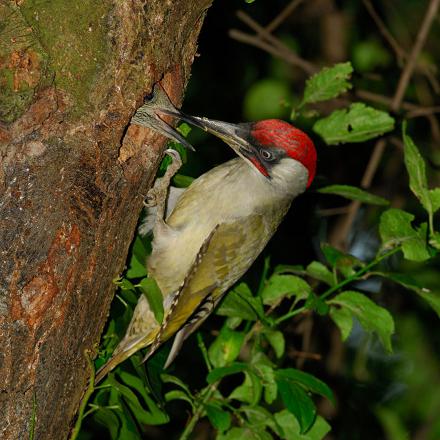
[0,1,211,438]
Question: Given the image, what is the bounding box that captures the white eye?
[260,149,273,161]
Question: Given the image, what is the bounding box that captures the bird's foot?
[144,149,182,215]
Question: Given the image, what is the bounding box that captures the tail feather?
[95,330,158,384]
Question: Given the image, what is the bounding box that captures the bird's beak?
[131,85,195,151]
[157,109,253,160]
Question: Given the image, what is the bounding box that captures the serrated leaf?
[318,184,389,206]
[205,404,231,432]
[301,62,353,106]
[313,103,395,145]
[229,371,262,406]
[274,411,331,440]
[208,326,245,368]
[306,261,334,286]
[379,208,430,261]
[328,291,395,351]
[275,369,334,404]
[261,274,311,305]
[137,277,164,324]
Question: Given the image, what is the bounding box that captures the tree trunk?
[0,1,211,438]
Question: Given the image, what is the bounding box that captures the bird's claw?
[143,149,182,211]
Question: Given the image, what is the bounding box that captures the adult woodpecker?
[95,85,316,383]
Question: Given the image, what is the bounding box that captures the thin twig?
[265,0,305,33]
[334,0,440,248]
[235,10,317,74]
[362,0,406,63]
[356,89,440,117]
[229,29,290,64]
[362,0,440,93]
[318,206,351,216]
[391,0,440,111]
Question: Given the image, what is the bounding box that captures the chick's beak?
[131,84,195,151]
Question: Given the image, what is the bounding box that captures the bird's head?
[162,113,317,189]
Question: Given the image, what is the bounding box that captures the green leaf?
[329,306,353,341]
[218,426,272,440]
[92,408,120,440]
[125,236,149,279]
[306,261,334,286]
[164,390,195,409]
[313,103,395,145]
[429,188,440,213]
[242,406,279,433]
[208,326,245,368]
[253,364,277,404]
[402,123,440,237]
[274,411,331,440]
[263,329,285,358]
[301,62,353,106]
[328,291,395,351]
[172,173,194,188]
[321,243,364,278]
[205,404,231,433]
[318,184,389,206]
[402,123,431,210]
[118,370,167,421]
[429,231,440,250]
[378,272,440,318]
[229,371,262,406]
[275,369,334,404]
[261,274,311,305]
[106,376,168,425]
[177,122,192,137]
[113,277,136,292]
[161,373,193,397]
[207,363,248,384]
[304,292,330,315]
[379,208,430,261]
[217,283,258,320]
[276,378,316,434]
[137,277,164,324]
[126,253,148,279]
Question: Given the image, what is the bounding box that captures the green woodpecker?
[95,86,316,383]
